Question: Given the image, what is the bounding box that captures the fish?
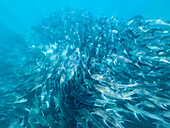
[80,108,104,128]
[71,91,95,106]
[91,74,123,98]
[94,109,124,128]
[29,110,48,127]
[94,84,125,100]
[125,103,170,128]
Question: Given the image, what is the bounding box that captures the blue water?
[0,0,170,35]
[0,0,170,128]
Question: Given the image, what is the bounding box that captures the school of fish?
[0,8,170,128]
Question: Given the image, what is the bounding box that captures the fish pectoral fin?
[103,119,111,128]
[134,113,142,122]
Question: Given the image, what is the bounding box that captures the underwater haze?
[0,0,170,34]
[0,0,170,128]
